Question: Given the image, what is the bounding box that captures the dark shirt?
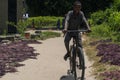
[64,10,90,30]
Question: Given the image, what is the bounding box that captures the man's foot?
[64,53,70,61]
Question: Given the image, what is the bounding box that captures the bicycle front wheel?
[76,47,85,80]
[72,46,77,80]
[68,45,77,80]
[67,45,74,75]
[68,46,77,78]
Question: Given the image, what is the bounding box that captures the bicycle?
[65,30,88,80]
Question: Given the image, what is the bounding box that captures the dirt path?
[1,37,96,80]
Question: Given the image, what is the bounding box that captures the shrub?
[113,0,120,11]
[16,20,30,36]
[108,11,120,32]
[27,16,63,29]
[89,23,112,39]
[90,9,114,25]
[89,8,120,42]
[90,10,105,25]
[7,20,30,36]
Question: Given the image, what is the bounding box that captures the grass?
[31,31,61,40]
[40,31,61,40]
[83,35,120,80]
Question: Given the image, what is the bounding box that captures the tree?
[25,0,114,17]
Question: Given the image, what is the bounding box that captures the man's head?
[73,1,81,14]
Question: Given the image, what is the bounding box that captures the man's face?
[73,5,81,14]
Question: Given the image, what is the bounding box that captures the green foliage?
[113,0,120,11]
[89,24,112,39]
[109,31,120,42]
[8,16,63,36]
[89,23,120,42]
[16,20,30,36]
[28,16,63,28]
[108,12,120,32]
[37,31,61,40]
[90,10,105,25]
[89,6,120,42]
[7,20,30,36]
[90,8,114,25]
[25,0,113,17]
[26,0,74,16]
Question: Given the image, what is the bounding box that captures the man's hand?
[87,29,92,33]
[62,29,67,34]
[62,29,67,37]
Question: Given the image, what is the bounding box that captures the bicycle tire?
[68,46,77,80]
[68,46,85,80]
[77,47,85,80]
[68,46,73,75]
[72,47,77,80]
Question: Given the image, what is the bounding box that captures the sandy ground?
[1,36,96,80]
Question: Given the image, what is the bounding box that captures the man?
[63,0,91,61]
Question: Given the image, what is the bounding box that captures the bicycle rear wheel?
[76,47,85,80]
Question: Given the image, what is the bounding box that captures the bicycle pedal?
[67,70,72,75]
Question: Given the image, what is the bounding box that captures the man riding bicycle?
[63,0,91,61]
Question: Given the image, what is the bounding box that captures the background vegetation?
[23,0,120,42]
[89,0,120,42]
[25,0,113,17]
[83,0,120,80]
[27,16,63,29]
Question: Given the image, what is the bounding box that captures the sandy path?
[1,37,95,80]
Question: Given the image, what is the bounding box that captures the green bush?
[107,11,120,42]
[27,16,63,29]
[111,32,120,42]
[108,11,120,32]
[90,10,106,25]
[7,20,30,36]
[113,0,120,11]
[16,20,30,36]
[89,7,120,42]
[90,9,114,25]
[89,23,120,42]
[89,23,112,39]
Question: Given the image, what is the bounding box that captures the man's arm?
[64,13,69,30]
[62,11,71,34]
[81,11,91,30]
[64,11,72,30]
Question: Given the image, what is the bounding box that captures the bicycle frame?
[67,30,87,80]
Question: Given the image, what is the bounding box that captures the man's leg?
[64,33,71,60]
[77,33,86,68]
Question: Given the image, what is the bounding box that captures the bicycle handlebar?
[62,29,91,37]
[67,30,89,32]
